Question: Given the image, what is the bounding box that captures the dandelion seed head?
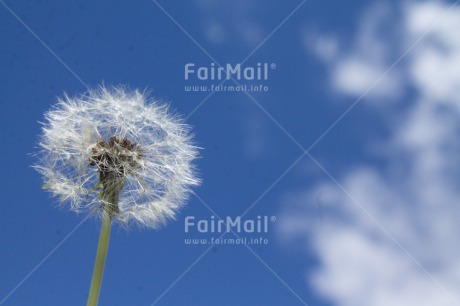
[35,85,200,228]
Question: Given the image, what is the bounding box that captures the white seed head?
[35,85,200,228]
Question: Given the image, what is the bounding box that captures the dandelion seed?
[35,85,200,227]
[34,85,200,305]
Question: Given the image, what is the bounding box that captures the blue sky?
[2,1,460,305]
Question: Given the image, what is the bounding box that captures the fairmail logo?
[184,215,276,233]
[184,63,276,81]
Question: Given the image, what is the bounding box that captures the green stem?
[86,210,112,306]
[86,175,123,306]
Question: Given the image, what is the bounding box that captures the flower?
[35,85,200,228]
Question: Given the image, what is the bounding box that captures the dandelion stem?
[86,181,120,306]
[86,209,111,306]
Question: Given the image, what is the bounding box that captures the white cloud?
[332,58,394,98]
[281,1,460,305]
[405,1,460,106]
[194,0,264,48]
[305,2,404,101]
[305,33,339,62]
[311,227,455,306]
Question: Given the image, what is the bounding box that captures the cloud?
[280,1,460,305]
[405,1,460,105]
[194,0,264,48]
[305,2,404,101]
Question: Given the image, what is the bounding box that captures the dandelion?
[35,85,200,305]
